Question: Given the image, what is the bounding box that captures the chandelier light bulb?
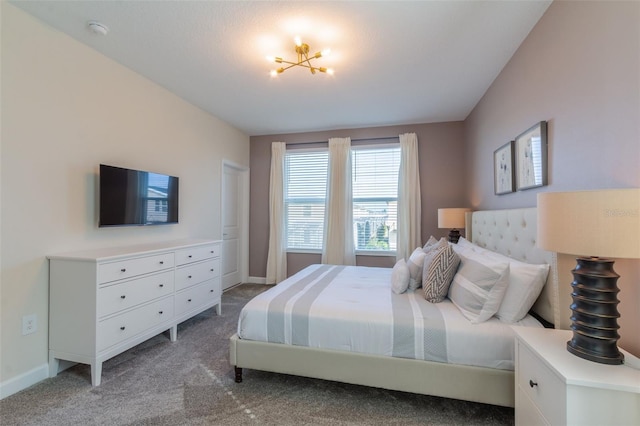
[270,69,278,77]
[294,35,302,47]
[321,48,331,57]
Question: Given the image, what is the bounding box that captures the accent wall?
[465,1,640,355]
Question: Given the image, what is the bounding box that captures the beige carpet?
[1,284,514,425]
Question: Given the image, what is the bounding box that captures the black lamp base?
[567,257,624,365]
[448,229,461,244]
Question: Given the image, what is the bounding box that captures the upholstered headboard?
[464,208,560,327]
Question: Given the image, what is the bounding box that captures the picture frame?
[494,141,515,195]
[515,121,548,191]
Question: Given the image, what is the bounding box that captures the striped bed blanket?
[237,264,541,370]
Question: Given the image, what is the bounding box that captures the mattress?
[238,264,542,371]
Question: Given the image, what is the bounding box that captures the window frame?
[284,142,400,257]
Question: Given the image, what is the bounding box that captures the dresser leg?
[170,325,178,342]
[91,362,102,386]
[215,302,222,316]
[234,366,243,383]
[48,353,59,378]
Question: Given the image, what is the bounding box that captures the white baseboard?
[0,363,49,400]
[247,276,267,284]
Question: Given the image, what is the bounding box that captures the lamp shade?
[438,208,471,229]
[537,189,640,259]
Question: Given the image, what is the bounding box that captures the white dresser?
[514,327,640,425]
[48,239,221,386]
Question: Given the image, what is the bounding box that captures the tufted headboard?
[464,207,560,327]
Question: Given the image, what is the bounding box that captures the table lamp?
[537,188,640,364]
[438,208,471,243]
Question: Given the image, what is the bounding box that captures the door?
[222,161,248,290]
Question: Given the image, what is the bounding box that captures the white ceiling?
[12,1,551,136]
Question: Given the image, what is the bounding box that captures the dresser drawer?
[175,244,220,266]
[175,258,219,291]
[517,341,565,425]
[175,279,220,317]
[97,296,174,351]
[516,386,550,425]
[98,270,174,318]
[98,253,175,284]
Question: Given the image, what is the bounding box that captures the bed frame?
[229,208,563,407]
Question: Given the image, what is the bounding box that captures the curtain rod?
[285,135,399,148]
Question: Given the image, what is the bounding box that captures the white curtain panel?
[397,133,422,261]
[322,137,356,265]
[266,142,287,284]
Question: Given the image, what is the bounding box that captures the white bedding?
[238,264,542,371]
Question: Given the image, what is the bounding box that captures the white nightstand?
[514,327,640,426]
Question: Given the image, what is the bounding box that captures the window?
[352,146,400,252]
[285,150,328,251]
[284,144,400,253]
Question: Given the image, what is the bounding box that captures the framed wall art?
[515,121,548,191]
[494,141,515,195]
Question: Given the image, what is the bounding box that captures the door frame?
[221,159,250,288]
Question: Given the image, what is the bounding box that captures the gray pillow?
[422,244,460,303]
[448,252,510,323]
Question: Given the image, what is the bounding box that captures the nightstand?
[514,327,640,425]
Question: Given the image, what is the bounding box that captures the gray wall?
[464,0,640,355]
[249,122,466,278]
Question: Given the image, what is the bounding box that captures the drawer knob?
[120,326,126,331]
[188,275,192,279]
[159,311,163,314]
[210,289,214,293]
[120,268,126,272]
[159,261,164,265]
[188,255,193,258]
[210,269,214,272]
[159,284,164,288]
[120,295,126,299]
[187,299,192,302]
[529,380,538,388]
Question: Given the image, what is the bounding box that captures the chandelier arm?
[278,59,315,67]
[278,63,301,72]
[277,61,316,72]
[272,39,330,75]
[301,51,316,74]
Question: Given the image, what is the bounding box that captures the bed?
[229,208,562,407]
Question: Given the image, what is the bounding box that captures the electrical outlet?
[22,314,37,335]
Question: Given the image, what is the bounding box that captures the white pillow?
[455,236,474,249]
[391,259,410,294]
[407,248,427,290]
[452,238,549,323]
[496,261,549,322]
[422,235,438,251]
[448,252,510,323]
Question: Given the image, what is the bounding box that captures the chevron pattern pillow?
[422,244,460,303]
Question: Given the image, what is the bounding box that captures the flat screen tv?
[99,164,179,227]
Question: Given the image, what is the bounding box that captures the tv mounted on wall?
[99,164,179,227]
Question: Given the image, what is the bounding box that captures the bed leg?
[234,366,243,383]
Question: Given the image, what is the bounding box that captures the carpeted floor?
[1,284,514,425]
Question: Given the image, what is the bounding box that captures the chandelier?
[269,36,334,76]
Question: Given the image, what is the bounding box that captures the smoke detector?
[87,21,109,36]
